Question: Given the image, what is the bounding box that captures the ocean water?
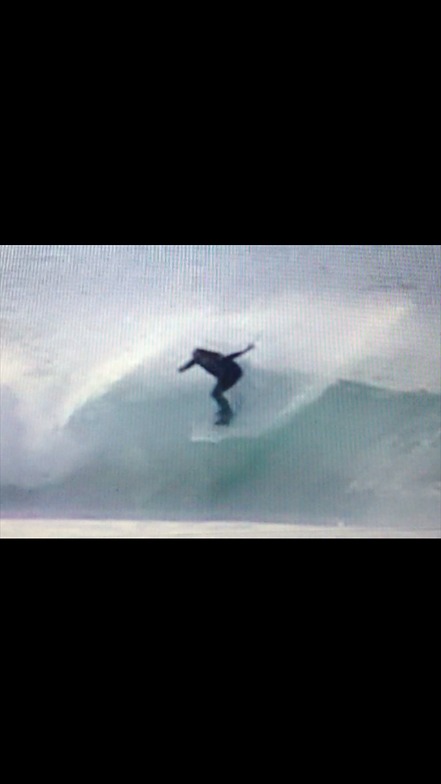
[1,245,440,533]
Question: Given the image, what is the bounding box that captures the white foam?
[2,518,439,539]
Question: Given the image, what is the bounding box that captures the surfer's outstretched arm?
[179,359,196,373]
[224,344,255,361]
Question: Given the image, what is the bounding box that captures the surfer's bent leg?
[221,363,243,392]
[211,382,233,423]
[211,364,242,424]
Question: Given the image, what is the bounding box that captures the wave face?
[1,245,440,531]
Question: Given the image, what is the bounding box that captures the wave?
[2,365,440,530]
[1,246,440,531]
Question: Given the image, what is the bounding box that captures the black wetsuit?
[179,346,254,424]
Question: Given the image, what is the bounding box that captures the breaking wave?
[1,245,440,531]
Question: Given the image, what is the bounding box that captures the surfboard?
[191,429,226,444]
[191,413,236,443]
[191,394,243,442]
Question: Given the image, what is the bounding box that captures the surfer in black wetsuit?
[179,344,255,425]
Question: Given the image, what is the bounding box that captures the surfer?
[179,344,255,425]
